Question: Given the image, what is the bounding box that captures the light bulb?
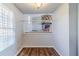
[32,3,42,9]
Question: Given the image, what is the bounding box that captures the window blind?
[0,6,15,52]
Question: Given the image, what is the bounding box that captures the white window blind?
[0,6,15,52]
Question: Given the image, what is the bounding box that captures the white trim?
[23,46,55,48]
[54,47,62,56]
[16,47,23,56]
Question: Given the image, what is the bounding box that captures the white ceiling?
[14,3,61,14]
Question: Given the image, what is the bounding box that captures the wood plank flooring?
[17,48,60,56]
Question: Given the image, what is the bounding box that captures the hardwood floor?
[17,48,60,56]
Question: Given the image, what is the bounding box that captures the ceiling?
[14,3,61,14]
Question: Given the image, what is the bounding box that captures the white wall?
[0,3,23,56]
[53,4,69,56]
[23,33,53,47]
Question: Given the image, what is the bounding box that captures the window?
[23,15,52,32]
[0,6,15,52]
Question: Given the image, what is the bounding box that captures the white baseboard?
[54,47,62,56]
[16,47,23,56]
[23,46,54,48]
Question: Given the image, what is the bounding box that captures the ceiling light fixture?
[32,3,43,9]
